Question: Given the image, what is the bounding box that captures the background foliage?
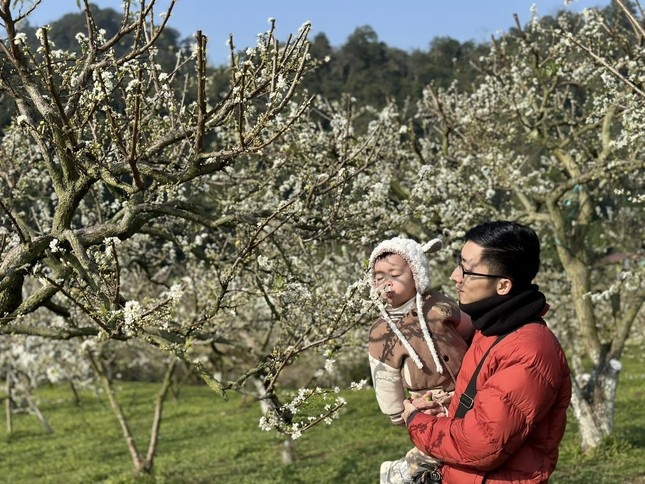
[0,0,643,478]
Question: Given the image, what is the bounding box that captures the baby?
[367,237,472,483]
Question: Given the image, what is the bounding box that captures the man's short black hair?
[464,221,540,290]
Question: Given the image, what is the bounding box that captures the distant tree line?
[300,27,489,107]
[1,2,629,123]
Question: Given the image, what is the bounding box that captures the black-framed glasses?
[456,258,509,280]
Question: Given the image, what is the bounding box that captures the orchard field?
[2,345,644,483]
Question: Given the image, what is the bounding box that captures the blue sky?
[24,0,611,66]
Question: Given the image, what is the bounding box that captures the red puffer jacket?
[407,323,571,483]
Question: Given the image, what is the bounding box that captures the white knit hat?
[368,236,444,371]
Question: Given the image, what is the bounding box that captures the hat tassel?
[416,293,444,374]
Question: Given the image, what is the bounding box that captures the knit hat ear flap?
[418,236,444,372]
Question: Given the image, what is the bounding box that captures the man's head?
[451,221,540,304]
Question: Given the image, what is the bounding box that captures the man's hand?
[402,395,447,423]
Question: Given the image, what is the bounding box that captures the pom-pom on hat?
[368,236,444,371]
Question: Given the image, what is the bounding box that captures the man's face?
[450,241,505,304]
[373,254,417,308]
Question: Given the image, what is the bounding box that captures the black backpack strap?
[454,332,512,419]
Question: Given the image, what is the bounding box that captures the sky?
[24,0,612,66]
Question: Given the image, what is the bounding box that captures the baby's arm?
[369,354,406,425]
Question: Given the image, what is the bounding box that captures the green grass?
[1,384,410,483]
[2,348,644,483]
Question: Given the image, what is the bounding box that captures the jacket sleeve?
[406,331,566,469]
[369,353,406,426]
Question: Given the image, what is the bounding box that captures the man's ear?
[496,278,513,295]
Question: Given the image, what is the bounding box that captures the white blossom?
[13,32,27,44]
[124,301,142,326]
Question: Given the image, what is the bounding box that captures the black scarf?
[459,284,547,336]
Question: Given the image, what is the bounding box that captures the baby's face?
[373,254,416,308]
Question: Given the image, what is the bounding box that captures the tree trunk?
[88,351,179,476]
[570,358,622,451]
[69,380,81,405]
[547,199,614,452]
[252,377,275,415]
[87,351,144,473]
[281,439,295,464]
[570,382,603,450]
[251,376,296,464]
[5,369,13,434]
[142,358,177,473]
[26,395,53,433]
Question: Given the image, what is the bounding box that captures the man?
[402,221,571,483]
